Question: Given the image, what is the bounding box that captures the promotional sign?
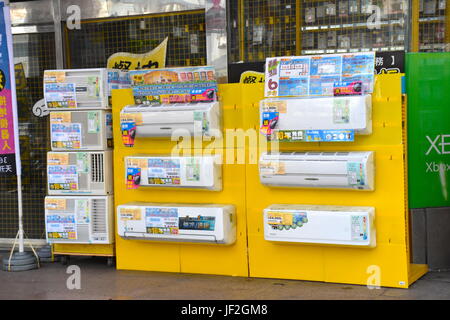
[407,53,450,208]
[375,51,405,74]
[0,2,20,176]
[107,37,168,70]
[264,52,375,98]
[129,66,218,105]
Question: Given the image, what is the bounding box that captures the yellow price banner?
[239,71,265,84]
[107,37,168,70]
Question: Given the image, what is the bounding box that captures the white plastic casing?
[125,155,222,191]
[120,102,221,138]
[264,204,376,247]
[49,110,113,151]
[260,95,372,135]
[259,151,375,190]
[117,203,236,244]
[44,68,130,110]
[47,151,113,195]
[44,195,114,244]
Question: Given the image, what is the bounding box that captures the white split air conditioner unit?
[44,195,114,244]
[264,204,376,247]
[259,151,374,190]
[50,110,113,151]
[260,95,372,136]
[47,151,113,195]
[117,203,236,244]
[43,68,130,110]
[120,102,221,138]
[125,155,222,191]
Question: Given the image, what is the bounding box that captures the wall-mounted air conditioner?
[120,102,221,138]
[44,68,130,110]
[44,195,114,244]
[264,204,376,247]
[125,155,222,191]
[259,151,374,190]
[117,203,236,244]
[47,151,113,195]
[260,95,372,141]
[50,110,113,151]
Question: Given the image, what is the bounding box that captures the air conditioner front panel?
[264,204,375,247]
[44,68,130,110]
[125,155,222,191]
[121,102,220,138]
[117,203,236,244]
[136,122,196,137]
[261,174,352,188]
[50,110,112,151]
[47,151,113,195]
[260,95,372,134]
[259,151,374,190]
[44,195,114,244]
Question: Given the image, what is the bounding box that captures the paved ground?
[0,253,449,300]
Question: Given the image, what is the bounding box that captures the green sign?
[406,53,450,208]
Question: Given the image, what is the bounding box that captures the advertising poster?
[145,207,179,234]
[46,213,77,240]
[407,53,450,208]
[0,2,20,176]
[50,123,82,149]
[47,165,78,191]
[147,158,181,186]
[129,66,218,105]
[264,52,375,98]
[44,82,77,109]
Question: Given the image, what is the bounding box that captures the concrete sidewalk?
[0,254,449,300]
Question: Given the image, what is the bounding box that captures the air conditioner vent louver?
[91,198,107,234]
[259,151,375,190]
[90,153,104,183]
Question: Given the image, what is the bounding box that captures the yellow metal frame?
[53,243,115,256]
[110,74,427,288]
[241,74,427,288]
[111,88,249,276]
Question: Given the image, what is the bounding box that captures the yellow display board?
[53,243,115,256]
[111,74,427,288]
[112,88,248,277]
[242,74,427,288]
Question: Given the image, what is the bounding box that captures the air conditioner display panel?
[264,204,375,247]
[117,203,236,244]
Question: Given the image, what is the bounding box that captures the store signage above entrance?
[374,51,404,74]
[107,37,168,70]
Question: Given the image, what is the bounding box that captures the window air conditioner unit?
[47,151,113,195]
[44,68,130,110]
[260,95,372,141]
[125,155,222,191]
[259,151,374,190]
[264,204,376,247]
[117,203,236,244]
[45,195,114,244]
[120,102,221,138]
[50,110,113,151]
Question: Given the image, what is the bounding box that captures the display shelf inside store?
[418,0,447,52]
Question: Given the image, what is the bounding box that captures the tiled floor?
[0,254,449,300]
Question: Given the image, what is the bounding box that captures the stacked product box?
[43,68,128,245]
[117,66,237,245]
[259,52,377,248]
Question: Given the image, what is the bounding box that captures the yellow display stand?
[111,74,427,288]
[112,88,248,277]
[242,74,427,288]
[53,243,115,257]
